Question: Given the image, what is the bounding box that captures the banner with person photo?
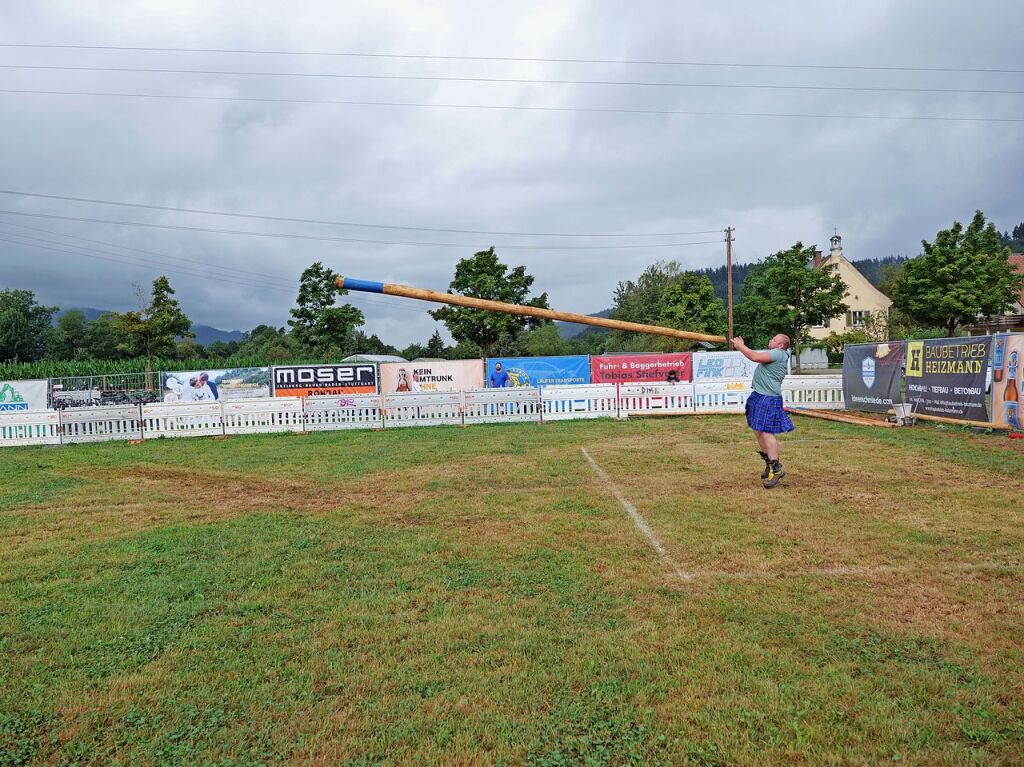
[841,342,906,413]
[904,336,992,421]
[590,353,692,384]
[990,333,1024,431]
[162,367,270,402]
[379,360,483,393]
[0,379,48,411]
[485,356,590,388]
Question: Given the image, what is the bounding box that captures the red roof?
[1013,254,1024,304]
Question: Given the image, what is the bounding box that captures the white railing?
[304,394,384,430]
[0,410,61,447]
[0,376,846,448]
[61,405,143,443]
[382,391,464,428]
[142,401,224,439]
[540,384,620,421]
[619,383,695,417]
[222,397,304,435]
[463,387,542,425]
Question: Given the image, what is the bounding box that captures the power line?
[2,43,1021,74]
[0,209,723,250]
[0,190,721,238]
[4,88,1020,123]
[3,63,1022,95]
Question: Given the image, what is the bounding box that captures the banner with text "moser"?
[905,337,991,421]
[272,364,378,396]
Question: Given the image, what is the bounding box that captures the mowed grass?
[1,416,1022,766]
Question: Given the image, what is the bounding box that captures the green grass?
[1,417,1022,766]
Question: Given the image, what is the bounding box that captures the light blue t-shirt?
[751,348,790,396]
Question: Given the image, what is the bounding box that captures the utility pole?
[725,226,734,350]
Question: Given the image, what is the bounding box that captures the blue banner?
[485,356,591,388]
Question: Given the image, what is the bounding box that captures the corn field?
[0,354,323,381]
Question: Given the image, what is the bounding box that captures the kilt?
[745,391,795,434]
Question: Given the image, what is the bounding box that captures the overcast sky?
[1,0,1022,344]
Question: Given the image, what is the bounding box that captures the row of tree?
[3,211,1021,373]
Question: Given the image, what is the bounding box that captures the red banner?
[590,353,692,384]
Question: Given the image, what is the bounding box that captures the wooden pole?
[725,226,734,350]
[336,276,727,344]
[787,407,898,428]
[886,410,997,429]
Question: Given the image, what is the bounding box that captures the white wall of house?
[807,235,892,341]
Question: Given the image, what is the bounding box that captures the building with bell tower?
[807,233,893,341]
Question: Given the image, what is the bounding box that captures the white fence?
[0,377,846,448]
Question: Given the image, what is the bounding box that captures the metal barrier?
[463,388,542,425]
[783,375,845,410]
[619,383,695,417]
[141,402,224,439]
[61,405,143,443]
[540,384,619,421]
[303,394,384,431]
[693,379,751,414]
[222,397,304,435]
[0,410,62,447]
[382,391,464,428]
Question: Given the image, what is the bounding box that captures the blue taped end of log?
[341,278,385,294]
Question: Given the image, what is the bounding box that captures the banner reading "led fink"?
[905,337,992,421]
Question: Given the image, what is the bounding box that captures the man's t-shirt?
[751,348,790,396]
[490,369,510,388]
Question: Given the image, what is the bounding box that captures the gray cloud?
[1,0,1022,344]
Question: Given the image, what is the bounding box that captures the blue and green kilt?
[745,391,795,434]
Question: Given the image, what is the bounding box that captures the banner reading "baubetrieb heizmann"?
[905,337,991,421]
[842,342,906,413]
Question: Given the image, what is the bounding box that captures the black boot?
[763,460,786,489]
[756,450,771,480]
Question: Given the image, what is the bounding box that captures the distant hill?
[555,309,614,339]
[54,307,245,346]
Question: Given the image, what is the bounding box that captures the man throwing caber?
[732,334,794,488]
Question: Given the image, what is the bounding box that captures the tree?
[52,309,90,360]
[893,211,1024,337]
[238,325,300,363]
[612,260,684,326]
[0,289,58,363]
[425,330,447,358]
[288,262,365,362]
[429,247,550,357]
[734,242,848,369]
[117,277,194,374]
[83,312,130,360]
[523,324,574,357]
[659,273,727,337]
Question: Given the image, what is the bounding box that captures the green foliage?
[822,329,874,364]
[658,272,726,336]
[893,211,1024,336]
[425,330,447,358]
[0,288,58,363]
[999,221,1024,252]
[82,312,130,360]
[52,309,90,360]
[523,324,576,357]
[429,247,550,357]
[288,262,365,361]
[734,242,849,359]
[116,276,194,372]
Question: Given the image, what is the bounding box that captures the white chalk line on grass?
[580,447,1023,584]
[581,447,694,582]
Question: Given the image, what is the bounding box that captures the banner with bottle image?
[991,333,1024,431]
[379,360,483,393]
[841,342,906,413]
[904,336,992,421]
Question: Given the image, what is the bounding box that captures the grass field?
[2,416,1022,766]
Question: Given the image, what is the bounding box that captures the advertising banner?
[692,351,762,381]
[842,342,906,413]
[0,379,48,411]
[590,353,692,384]
[379,360,483,393]
[485,356,590,388]
[990,333,1023,430]
[162,368,270,402]
[272,364,378,396]
[905,337,991,421]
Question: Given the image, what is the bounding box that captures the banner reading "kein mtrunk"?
[905,337,991,421]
